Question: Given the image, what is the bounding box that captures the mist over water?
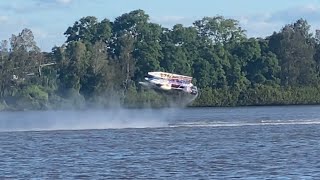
[2,103,320,132]
[0,89,200,132]
[0,108,177,132]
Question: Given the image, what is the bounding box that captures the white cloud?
[32,28,49,39]
[149,3,320,38]
[150,13,288,38]
[301,4,319,12]
[151,16,195,27]
[0,16,9,23]
[236,3,320,38]
[0,0,72,14]
[152,16,186,22]
[239,19,282,38]
[56,0,73,5]
[269,3,320,23]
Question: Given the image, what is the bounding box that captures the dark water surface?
[1,106,320,179]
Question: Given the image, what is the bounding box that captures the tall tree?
[269,19,316,86]
[9,29,42,85]
[80,41,112,98]
[193,16,246,45]
[64,16,112,44]
[133,22,163,80]
[58,41,87,92]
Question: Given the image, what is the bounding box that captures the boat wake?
[2,108,320,133]
[168,119,320,128]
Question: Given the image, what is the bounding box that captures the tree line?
[1,9,320,110]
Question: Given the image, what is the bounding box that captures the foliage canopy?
[1,10,320,110]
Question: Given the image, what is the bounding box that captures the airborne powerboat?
[139,71,198,95]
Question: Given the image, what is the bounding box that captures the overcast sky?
[1,0,320,51]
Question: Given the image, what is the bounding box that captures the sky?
[1,0,320,51]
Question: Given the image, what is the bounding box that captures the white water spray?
[0,108,177,132]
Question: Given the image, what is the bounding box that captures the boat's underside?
[139,81,198,96]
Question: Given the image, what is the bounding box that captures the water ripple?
[1,106,320,179]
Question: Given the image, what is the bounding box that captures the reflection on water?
[1,106,320,179]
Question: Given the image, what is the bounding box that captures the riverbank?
[2,84,320,112]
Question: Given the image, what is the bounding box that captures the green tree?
[64,16,112,44]
[193,16,246,45]
[58,41,87,92]
[269,19,316,86]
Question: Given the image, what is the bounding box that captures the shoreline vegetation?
[1,9,320,111]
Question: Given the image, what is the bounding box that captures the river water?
[1,105,320,179]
